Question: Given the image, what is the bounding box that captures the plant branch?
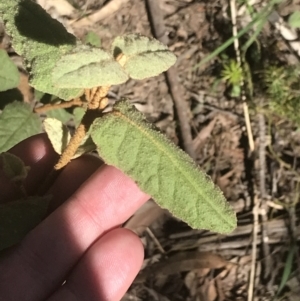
[54,86,109,170]
[145,0,195,158]
[258,111,272,285]
[34,98,85,113]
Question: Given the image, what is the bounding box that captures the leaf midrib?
[111,110,233,229]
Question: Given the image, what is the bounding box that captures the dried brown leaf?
[147,251,228,277]
[193,117,217,150]
[124,200,165,235]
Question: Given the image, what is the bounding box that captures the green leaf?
[73,107,86,126]
[0,152,29,182]
[91,100,236,234]
[75,135,96,158]
[84,31,101,47]
[0,49,20,91]
[288,11,300,28]
[0,101,42,152]
[0,0,83,100]
[52,45,129,88]
[31,52,83,100]
[43,117,95,158]
[0,195,50,251]
[46,108,73,123]
[111,34,176,80]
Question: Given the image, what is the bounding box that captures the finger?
[47,154,103,211]
[0,165,150,301]
[0,133,103,209]
[47,229,144,301]
[0,134,58,202]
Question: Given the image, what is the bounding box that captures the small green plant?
[264,64,300,125]
[221,58,244,97]
[0,0,236,251]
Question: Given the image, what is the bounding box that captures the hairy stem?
[54,108,101,170]
[54,86,110,170]
[34,98,85,113]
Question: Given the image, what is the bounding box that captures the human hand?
[0,134,150,301]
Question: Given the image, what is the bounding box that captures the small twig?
[243,103,255,152]
[230,0,255,152]
[34,98,85,114]
[248,195,260,301]
[230,1,258,299]
[146,227,166,254]
[145,0,195,158]
[258,112,272,284]
[258,115,267,192]
[72,0,129,28]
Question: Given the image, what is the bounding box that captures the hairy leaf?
[288,11,300,28]
[0,49,20,91]
[91,100,236,234]
[0,0,83,100]
[0,152,29,182]
[112,34,176,80]
[46,108,73,124]
[0,195,50,251]
[73,107,86,126]
[44,118,95,158]
[31,52,83,100]
[75,135,96,158]
[0,101,42,152]
[52,45,129,88]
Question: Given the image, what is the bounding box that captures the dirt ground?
[2,0,300,300]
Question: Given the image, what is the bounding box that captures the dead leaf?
[72,0,129,28]
[147,251,228,276]
[37,0,75,16]
[193,117,217,150]
[124,200,166,235]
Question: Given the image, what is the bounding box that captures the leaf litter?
[1,0,300,300]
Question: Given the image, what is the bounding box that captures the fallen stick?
[72,0,129,28]
[145,0,195,158]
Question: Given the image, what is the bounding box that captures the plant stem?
[145,0,195,158]
[54,86,109,170]
[34,98,85,113]
[54,108,101,170]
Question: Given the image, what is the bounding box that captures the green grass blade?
[276,244,297,296]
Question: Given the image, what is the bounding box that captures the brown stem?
[34,98,85,114]
[145,0,195,158]
[54,108,102,170]
[38,107,103,194]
